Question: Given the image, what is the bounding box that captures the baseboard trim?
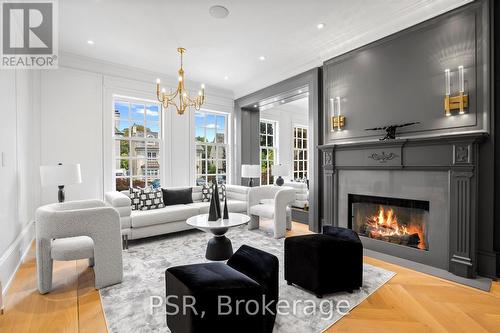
[364,248,492,292]
[0,220,35,295]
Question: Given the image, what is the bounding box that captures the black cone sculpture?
[213,182,222,218]
[208,184,219,221]
[223,195,229,219]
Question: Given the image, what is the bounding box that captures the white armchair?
[247,185,296,238]
[35,200,123,294]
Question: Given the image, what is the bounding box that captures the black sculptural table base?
[186,213,251,261]
[206,228,233,261]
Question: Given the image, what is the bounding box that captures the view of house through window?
[260,120,277,185]
[113,98,162,190]
[195,111,228,185]
[293,126,308,181]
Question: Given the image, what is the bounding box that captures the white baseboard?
[0,220,35,296]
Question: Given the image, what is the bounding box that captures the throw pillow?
[201,183,226,202]
[140,187,164,210]
[162,187,193,206]
[219,184,226,201]
[201,184,212,202]
[129,187,142,211]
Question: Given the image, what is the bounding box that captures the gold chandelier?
[155,47,205,115]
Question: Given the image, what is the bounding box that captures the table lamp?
[241,164,260,187]
[271,164,289,186]
[40,163,82,203]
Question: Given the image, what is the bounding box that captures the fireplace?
[348,194,429,251]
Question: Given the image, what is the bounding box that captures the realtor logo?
[1,0,58,69]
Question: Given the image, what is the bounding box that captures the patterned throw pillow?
[129,188,142,211]
[201,184,211,202]
[140,187,164,210]
[219,184,226,201]
[201,183,226,202]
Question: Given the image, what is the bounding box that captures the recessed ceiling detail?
[209,5,229,19]
[59,0,473,98]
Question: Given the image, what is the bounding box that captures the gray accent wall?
[318,0,498,278]
[322,1,490,143]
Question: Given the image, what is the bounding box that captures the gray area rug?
[100,226,395,332]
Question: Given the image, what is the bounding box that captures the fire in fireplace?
[348,194,429,251]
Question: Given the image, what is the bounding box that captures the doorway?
[234,68,322,232]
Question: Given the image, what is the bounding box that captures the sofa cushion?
[131,204,199,228]
[185,202,210,214]
[186,200,246,215]
[249,204,274,219]
[226,199,247,213]
[259,199,274,205]
[162,187,193,206]
[51,236,94,261]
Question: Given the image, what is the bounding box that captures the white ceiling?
[269,98,309,116]
[60,0,472,98]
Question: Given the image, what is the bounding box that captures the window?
[113,98,162,190]
[260,120,277,185]
[195,111,228,185]
[293,126,308,180]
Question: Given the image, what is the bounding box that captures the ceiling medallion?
[155,47,205,115]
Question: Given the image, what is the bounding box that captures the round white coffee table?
[186,213,250,261]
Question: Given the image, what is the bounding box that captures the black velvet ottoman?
[284,226,363,298]
[165,245,279,333]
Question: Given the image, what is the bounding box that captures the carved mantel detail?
[323,150,333,166]
[368,151,399,163]
[454,144,471,164]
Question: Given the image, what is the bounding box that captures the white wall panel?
[0,70,38,294]
[40,68,103,203]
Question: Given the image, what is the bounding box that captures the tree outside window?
[195,111,228,185]
[113,99,162,190]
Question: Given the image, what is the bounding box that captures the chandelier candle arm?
[155,47,206,115]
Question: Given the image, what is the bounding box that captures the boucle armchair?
[35,200,123,294]
[248,185,295,238]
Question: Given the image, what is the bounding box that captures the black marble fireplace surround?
[319,133,486,279]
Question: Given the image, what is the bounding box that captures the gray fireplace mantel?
[318,132,488,278]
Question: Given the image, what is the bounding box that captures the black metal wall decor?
[365,122,420,140]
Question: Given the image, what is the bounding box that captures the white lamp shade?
[40,164,82,187]
[271,164,289,177]
[241,164,260,178]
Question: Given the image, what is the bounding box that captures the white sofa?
[283,181,309,209]
[105,185,249,240]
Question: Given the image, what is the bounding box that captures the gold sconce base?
[444,93,468,116]
[331,115,346,131]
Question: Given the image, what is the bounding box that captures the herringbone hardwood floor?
[290,223,500,333]
[0,222,498,333]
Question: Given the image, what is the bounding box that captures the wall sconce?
[330,97,345,132]
[444,66,468,117]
